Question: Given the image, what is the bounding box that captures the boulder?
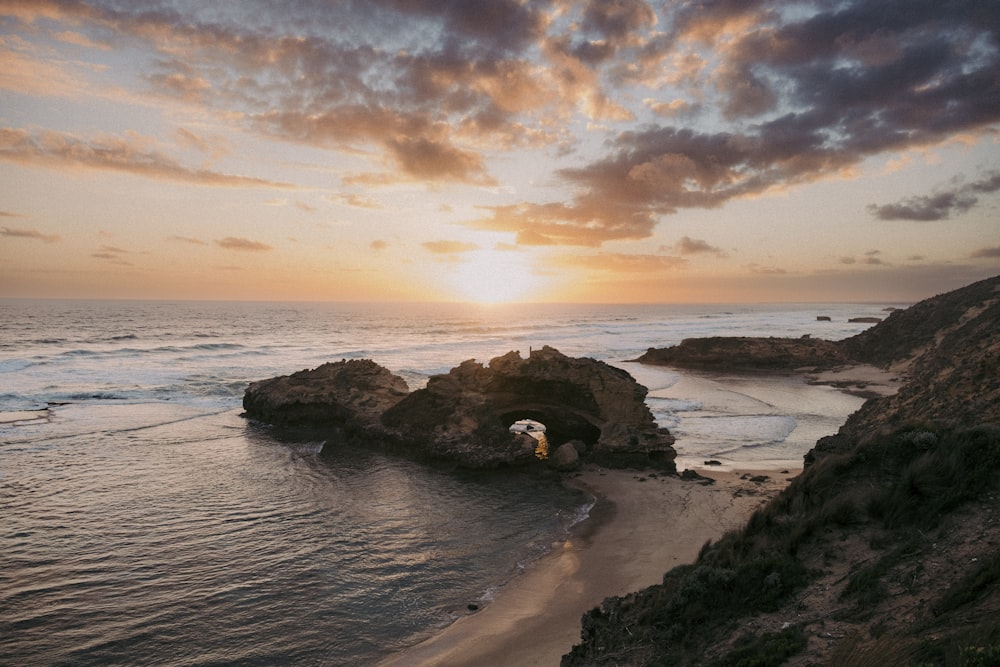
[548,442,580,471]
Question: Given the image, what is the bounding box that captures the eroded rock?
[243,359,409,427]
[244,346,676,471]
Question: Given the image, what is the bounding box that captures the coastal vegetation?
[564,275,1000,666]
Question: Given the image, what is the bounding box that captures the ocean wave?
[0,359,34,373]
[66,391,130,401]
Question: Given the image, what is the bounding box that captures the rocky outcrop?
[635,335,851,371]
[243,359,409,427]
[564,274,1000,666]
[382,346,674,469]
[808,275,1000,463]
[244,346,676,471]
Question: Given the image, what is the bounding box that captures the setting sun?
[444,249,546,304]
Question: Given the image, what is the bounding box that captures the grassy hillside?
[564,275,1000,666]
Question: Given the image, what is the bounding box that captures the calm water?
[0,299,889,665]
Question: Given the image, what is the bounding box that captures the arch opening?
[502,409,601,455]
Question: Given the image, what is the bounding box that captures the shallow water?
[2,404,587,666]
[0,299,890,664]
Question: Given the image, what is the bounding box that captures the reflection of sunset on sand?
[380,467,792,667]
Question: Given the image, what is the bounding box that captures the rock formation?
[243,359,409,428]
[635,335,851,371]
[244,346,676,471]
[564,274,1000,666]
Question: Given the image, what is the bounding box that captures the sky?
[1,0,998,304]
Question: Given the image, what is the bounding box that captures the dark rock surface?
[244,346,675,471]
[243,359,409,427]
[563,275,1000,666]
[635,335,851,371]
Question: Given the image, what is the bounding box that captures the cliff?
[564,275,1000,666]
[243,346,676,471]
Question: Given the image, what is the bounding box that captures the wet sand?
[378,466,793,667]
[378,363,894,667]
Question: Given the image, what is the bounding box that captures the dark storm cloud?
[869,171,1000,221]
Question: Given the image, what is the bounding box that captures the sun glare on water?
[446,249,543,304]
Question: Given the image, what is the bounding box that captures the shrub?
[717,626,808,667]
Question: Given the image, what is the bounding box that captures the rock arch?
[244,347,676,470]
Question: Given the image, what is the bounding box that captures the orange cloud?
[215,237,273,252]
[422,240,480,255]
[555,252,688,273]
[168,235,207,246]
[675,236,727,257]
[469,201,656,247]
[0,127,295,188]
[1,225,61,243]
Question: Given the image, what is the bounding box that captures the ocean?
[0,299,889,665]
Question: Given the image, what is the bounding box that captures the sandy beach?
[378,465,795,667]
[379,363,897,667]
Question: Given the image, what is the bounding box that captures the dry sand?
[378,466,795,667]
[378,363,895,667]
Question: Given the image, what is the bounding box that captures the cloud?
[370,239,388,251]
[745,263,788,275]
[675,236,727,257]
[334,194,382,209]
[0,127,295,188]
[422,240,479,255]
[971,246,1000,259]
[1,225,60,243]
[386,136,495,184]
[869,171,1000,221]
[3,0,999,248]
[215,237,273,252]
[556,252,688,273]
[175,128,230,162]
[168,235,207,245]
[464,1,1000,245]
[470,201,655,247]
[54,30,111,51]
[91,244,134,265]
[0,37,93,98]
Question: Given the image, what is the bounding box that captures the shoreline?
[378,465,794,667]
[379,362,895,667]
